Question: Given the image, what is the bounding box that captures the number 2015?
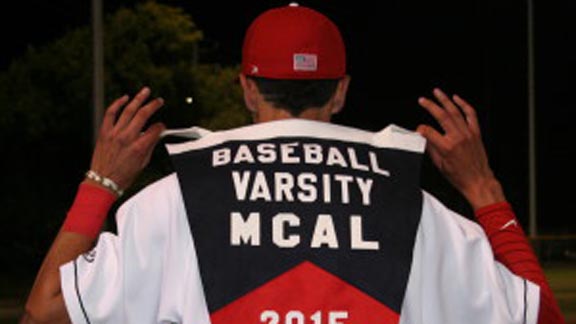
[260,310,349,324]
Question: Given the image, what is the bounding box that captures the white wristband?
[85,170,124,196]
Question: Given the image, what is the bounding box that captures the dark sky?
[0,0,574,233]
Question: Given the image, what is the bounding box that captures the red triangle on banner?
[211,261,399,324]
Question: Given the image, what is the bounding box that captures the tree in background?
[0,2,248,139]
[0,2,249,273]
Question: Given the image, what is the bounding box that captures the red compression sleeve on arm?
[475,202,565,324]
[62,183,117,239]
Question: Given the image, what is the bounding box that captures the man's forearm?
[462,176,507,210]
[475,202,566,324]
[466,178,565,323]
[23,231,94,323]
[22,89,163,322]
[23,182,116,323]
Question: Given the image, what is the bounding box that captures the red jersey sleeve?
[475,202,565,324]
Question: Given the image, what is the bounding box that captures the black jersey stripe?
[74,259,92,324]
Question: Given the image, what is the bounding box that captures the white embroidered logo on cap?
[293,53,318,71]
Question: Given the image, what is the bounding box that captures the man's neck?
[254,103,333,124]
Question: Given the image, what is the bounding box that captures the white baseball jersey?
[60,119,539,324]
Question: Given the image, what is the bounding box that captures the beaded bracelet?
[85,170,124,196]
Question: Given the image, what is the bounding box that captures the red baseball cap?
[241,3,346,79]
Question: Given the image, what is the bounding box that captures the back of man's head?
[241,3,347,116]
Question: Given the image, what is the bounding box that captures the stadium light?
[92,0,104,146]
[527,0,537,238]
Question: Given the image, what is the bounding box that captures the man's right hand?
[416,88,506,210]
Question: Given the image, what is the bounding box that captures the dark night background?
[1,0,572,228]
[0,0,574,317]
